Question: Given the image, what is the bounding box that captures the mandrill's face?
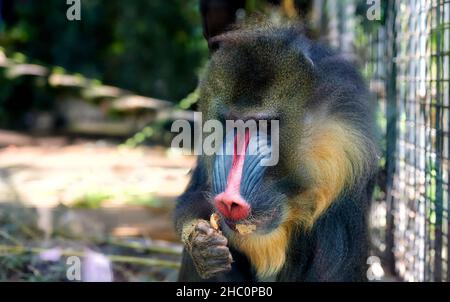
[198,29,317,237]
[212,124,287,236]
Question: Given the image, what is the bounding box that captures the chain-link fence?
[319,0,450,282]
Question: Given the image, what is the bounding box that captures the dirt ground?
[0,130,196,241]
[0,130,196,281]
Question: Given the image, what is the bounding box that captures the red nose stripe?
[214,130,250,221]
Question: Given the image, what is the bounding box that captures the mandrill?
[174,24,379,282]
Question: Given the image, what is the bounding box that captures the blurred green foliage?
[0,0,208,103]
[72,191,113,209]
[71,189,161,209]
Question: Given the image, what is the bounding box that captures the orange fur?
[297,118,370,225]
[231,219,293,278]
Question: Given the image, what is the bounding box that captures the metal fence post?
[384,0,397,276]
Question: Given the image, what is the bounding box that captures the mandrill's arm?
[174,159,213,236]
[174,158,254,281]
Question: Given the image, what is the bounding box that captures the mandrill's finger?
[197,260,232,279]
[201,245,232,258]
[191,234,228,253]
[195,220,214,235]
[203,233,228,246]
[204,259,233,274]
[207,258,233,270]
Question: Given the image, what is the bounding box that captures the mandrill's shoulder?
[305,39,375,128]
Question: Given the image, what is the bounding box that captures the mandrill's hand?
[182,219,233,279]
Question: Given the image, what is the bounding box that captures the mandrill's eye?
[212,129,273,221]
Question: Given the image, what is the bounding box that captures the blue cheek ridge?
[212,133,233,195]
[212,132,272,200]
[240,135,272,199]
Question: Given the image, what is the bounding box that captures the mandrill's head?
[197,24,377,276]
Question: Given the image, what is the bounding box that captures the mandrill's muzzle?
[213,129,273,222]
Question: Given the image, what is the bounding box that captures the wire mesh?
[366,25,389,257]
[387,0,449,282]
[321,0,450,281]
[367,0,450,281]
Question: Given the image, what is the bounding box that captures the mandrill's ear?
[208,35,227,53]
[207,32,244,53]
[293,38,315,69]
[200,0,246,52]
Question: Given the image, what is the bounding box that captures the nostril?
[218,200,231,212]
[214,193,250,221]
